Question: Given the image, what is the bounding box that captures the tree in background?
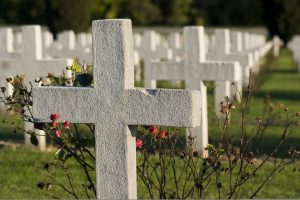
[121,0,162,26]
[0,0,300,42]
[262,0,300,44]
[168,0,194,25]
[91,0,122,20]
[46,0,93,36]
[0,0,46,25]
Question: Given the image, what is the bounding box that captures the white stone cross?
[273,36,282,57]
[13,31,22,52]
[41,30,54,58]
[167,32,183,61]
[135,30,172,87]
[0,26,72,79]
[148,26,240,153]
[0,25,72,150]
[207,29,253,94]
[0,28,20,109]
[288,36,300,71]
[0,27,21,59]
[76,32,88,48]
[241,32,262,64]
[230,31,243,53]
[47,30,92,64]
[32,19,201,199]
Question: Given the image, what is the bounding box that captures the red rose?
[63,121,70,129]
[149,126,158,137]
[159,131,169,139]
[51,121,57,128]
[50,113,60,121]
[136,138,143,148]
[55,130,61,138]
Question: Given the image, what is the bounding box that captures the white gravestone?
[167,32,183,62]
[0,28,21,59]
[47,30,92,64]
[207,29,251,98]
[133,33,143,82]
[288,36,300,71]
[32,19,201,199]
[0,25,72,150]
[42,30,54,58]
[135,30,172,88]
[149,26,241,153]
[14,31,22,52]
[273,36,282,57]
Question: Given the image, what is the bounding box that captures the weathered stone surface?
[0,25,72,150]
[33,19,201,199]
[0,28,21,59]
[148,26,241,154]
[0,26,72,80]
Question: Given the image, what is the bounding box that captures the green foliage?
[262,0,300,43]
[1,0,300,41]
[30,133,39,147]
[121,0,162,26]
[168,0,193,25]
[92,0,123,19]
[46,0,93,35]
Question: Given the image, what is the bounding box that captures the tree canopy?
[0,0,299,42]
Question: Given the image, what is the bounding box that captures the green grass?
[206,48,300,155]
[0,112,23,142]
[0,147,96,199]
[1,147,300,198]
[137,156,300,199]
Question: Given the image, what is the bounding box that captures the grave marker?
[32,19,201,199]
[0,25,72,150]
[0,28,21,59]
[207,29,252,98]
[148,26,241,152]
[48,30,92,64]
[135,30,172,87]
[288,36,300,71]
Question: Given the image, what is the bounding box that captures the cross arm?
[124,89,201,127]
[32,87,96,123]
[149,61,185,81]
[221,54,253,67]
[31,59,73,77]
[0,59,21,75]
[196,61,241,82]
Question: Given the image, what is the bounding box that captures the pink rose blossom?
[55,130,61,138]
[50,113,60,121]
[136,138,143,148]
[63,121,70,129]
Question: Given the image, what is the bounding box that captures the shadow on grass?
[0,131,24,142]
[209,133,300,158]
[271,69,298,73]
[254,91,300,101]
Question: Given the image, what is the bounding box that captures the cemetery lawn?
[0,147,96,199]
[0,113,24,142]
[1,146,300,198]
[207,48,300,156]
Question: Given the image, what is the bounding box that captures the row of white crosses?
[0,25,73,151]
[0,21,279,198]
[32,19,202,199]
[133,30,173,87]
[32,19,277,199]
[46,30,93,64]
[148,26,241,151]
[288,36,300,71]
